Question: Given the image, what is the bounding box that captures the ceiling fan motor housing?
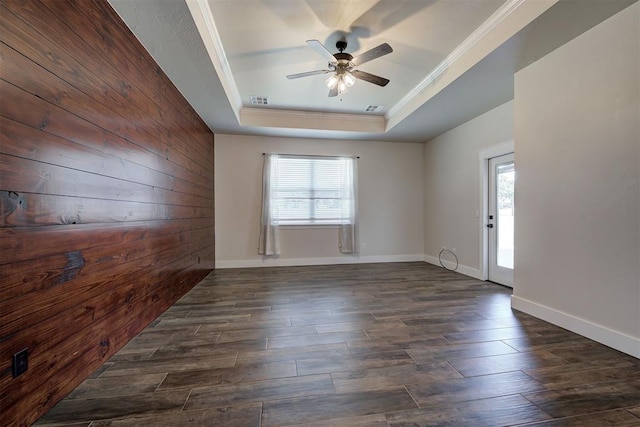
[333,53,354,70]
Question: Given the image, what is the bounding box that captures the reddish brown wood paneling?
[0,0,215,425]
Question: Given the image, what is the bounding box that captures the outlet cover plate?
[12,348,28,378]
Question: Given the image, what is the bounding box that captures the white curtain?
[258,154,280,256]
[339,157,359,253]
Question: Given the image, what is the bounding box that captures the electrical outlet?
[12,348,28,378]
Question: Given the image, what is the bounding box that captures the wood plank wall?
[0,1,215,425]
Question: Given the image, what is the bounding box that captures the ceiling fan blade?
[286,69,331,79]
[351,43,393,67]
[328,86,339,97]
[351,70,390,87]
[306,39,337,64]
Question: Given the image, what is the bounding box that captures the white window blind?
[269,155,354,226]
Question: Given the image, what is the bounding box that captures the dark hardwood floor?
[34,262,640,426]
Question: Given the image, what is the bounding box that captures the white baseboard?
[215,254,425,269]
[424,255,482,280]
[511,295,640,359]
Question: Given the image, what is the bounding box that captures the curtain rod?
[262,153,359,159]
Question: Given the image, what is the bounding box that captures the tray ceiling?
[109,0,636,142]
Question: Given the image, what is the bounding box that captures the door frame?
[478,139,514,282]
[488,153,514,286]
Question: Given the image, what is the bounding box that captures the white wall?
[423,101,514,278]
[512,3,639,357]
[215,134,424,267]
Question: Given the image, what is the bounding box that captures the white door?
[488,153,514,287]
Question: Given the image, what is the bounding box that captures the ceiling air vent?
[365,105,381,112]
[250,96,269,105]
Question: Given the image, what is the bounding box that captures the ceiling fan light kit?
[287,39,392,97]
[326,70,356,95]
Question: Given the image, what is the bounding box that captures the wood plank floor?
[34,262,640,426]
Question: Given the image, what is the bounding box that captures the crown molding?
[185,0,242,122]
[385,0,559,131]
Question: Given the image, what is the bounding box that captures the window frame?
[266,154,356,227]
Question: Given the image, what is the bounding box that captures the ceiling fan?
[286,39,393,97]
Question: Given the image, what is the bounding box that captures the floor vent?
[250,96,269,105]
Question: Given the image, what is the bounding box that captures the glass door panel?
[496,162,514,269]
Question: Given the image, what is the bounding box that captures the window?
[268,155,355,226]
[259,153,359,255]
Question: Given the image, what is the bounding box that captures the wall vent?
[250,96,269,105]
[364,105,381,112]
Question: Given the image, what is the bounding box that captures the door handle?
[487,224,494,228]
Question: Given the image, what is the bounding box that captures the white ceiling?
[109,0,635,142]
[208,0,503,114]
